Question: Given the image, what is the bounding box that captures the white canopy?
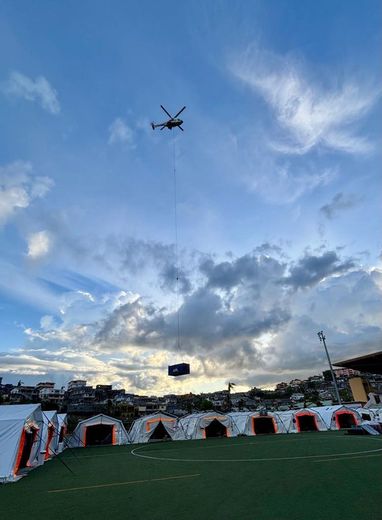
[229,411,289,435]
[129,413,178,443]
[288,408,327,433]
[39,410,59,462]
[57,413,68,453]
[67,414,129,448]
[0,404,43,483]
[175,412,239,440]
[313,405,361,430]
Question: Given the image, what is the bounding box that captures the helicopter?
[151,105,186,131]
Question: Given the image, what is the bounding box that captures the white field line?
[130,440,382,463]
[48,473,200,493]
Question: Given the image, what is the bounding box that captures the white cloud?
[3,71,60,114]
[27,230,52,259]
[1,248,380,393]
[247,160,335,204]
[108,118,135,146]
[231,47,379,155]
[0,161,54,225]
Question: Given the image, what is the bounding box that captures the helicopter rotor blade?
[160,105,173,119]
[160,124,166,130]
[174,106,186,118]
[178,125,184,131]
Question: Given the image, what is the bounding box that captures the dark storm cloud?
[200,251,286,290]
[282,251,355,290]
[94,275,290,361]
[320,192,360,219]
[110,236,193,293]
[4,244,379,391]
[159,263,192,294]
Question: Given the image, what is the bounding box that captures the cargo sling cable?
[150,105,189,377]
[173,137,181,354]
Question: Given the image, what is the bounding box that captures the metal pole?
[318,331,342,405]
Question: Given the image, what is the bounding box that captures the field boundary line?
[47,473,200,493]
[314,453,382,463]
[130,444,382,463]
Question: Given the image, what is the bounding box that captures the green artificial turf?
[1,432,382,520]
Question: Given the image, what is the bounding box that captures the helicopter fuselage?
[151,106,186,131]
[165,118,183,129]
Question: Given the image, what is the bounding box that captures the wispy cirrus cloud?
[230,46,380,155]
[2,71,60,114]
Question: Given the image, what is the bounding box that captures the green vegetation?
[1,432,381,520]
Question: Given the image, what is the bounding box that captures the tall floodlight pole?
[318,331,342,405]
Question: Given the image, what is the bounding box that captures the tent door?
[297,415,318,432]
[149,421,172,442]
[17,429,36,473]
[59,426,66,443]
[253,417,276,434]
[45,425,55,460]
[85,424,114,446]
[337,413,356,429]
[205,419,227,438]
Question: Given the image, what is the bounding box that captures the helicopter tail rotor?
[151,122,155,130]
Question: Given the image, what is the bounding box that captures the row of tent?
[1,403,380,483]
[0,404,67,484]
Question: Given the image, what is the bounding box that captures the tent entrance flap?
[45,425,55,460]
[205,419,227,438]
[253,417,276,434]
[85,424,114,446]
[16,429,36,473]
[336,412,357,429]
[59,426,66,443]
[296,414,318,432]
[149,421,172,441]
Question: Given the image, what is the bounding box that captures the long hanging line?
[172,137,181,353]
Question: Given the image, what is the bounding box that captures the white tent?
[229,411,288,435]
[315,405,361,430]
[40,410,59,462]
[288,408,327,433]
[0,404,43,483]
[57,413,68,453]
[67,414,129,448]
[175,412,239,440]
[129,413,178,443]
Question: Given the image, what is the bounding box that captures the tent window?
[253,417,276,434]
[17,429,36,473]
[149,421,172,442]
[85,424,114,446]
[205,419,227,438]
[297,414,318,432]
[337,413,356,429]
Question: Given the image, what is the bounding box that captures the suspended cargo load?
[168,363,190,377]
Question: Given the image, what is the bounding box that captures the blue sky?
[0,0,381,394]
